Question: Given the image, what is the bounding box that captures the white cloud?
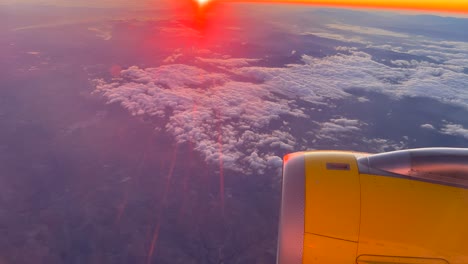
[440,123,468,139]
[234,50,468,109]
[326,24,409,38]
[88,26,112,40]
[119,64,226,88]
[95,63,304,174]
[421,124,435,130]
[316,118,364,139]
[390,59,417,67]
[369,44,405,53]
[95,20,468,174]
[357,97,369,103]
[335,46,358,52]
[300,32,369,44]
[233,57,353,104]
[163,53,183,63]
[197,57,260,68]
[363,138,408,153]
[308,24,468,70]
[330,118,360,127]
[320,122,359,133]
[96,46,468,173]
[244,152,267,174]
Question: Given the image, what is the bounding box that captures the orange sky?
[2,0,468,15]
[221,0,468,14]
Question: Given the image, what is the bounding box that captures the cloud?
[65,111,108,134]
[95,64,303,174]
[390,59,418,67]
[315,118,364,139]
[420,123,435,130]
[307,24,468,70]
[88,26,112,40]
[160,25,200,38]
[326,23,409,38]
[335,46,358,52]
[362,138,408,153]
[300,32,369,44]
[197,57,260,68]
[233,49,468,109]
[119,64,226,88]
[95,20,468,174]
[440,123,468,139]
[96,45,468,173]
[163,51,183,63]
[232,57,353,104]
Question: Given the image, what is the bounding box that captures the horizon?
[1,0,468,17]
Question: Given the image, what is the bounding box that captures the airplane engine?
[277,148,468,264]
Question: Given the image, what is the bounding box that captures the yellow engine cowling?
[277,148,468,264]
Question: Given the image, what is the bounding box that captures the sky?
[2,0,468,14]
[0,0,157,8]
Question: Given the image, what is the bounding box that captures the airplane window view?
[0,0,467,263]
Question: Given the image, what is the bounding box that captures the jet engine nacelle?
[277,148,468,264]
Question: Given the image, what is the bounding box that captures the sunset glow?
[221,0,468,14]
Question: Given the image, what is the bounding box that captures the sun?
[196,0,211,6]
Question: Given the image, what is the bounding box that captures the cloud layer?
[95,18,468,174]
[95,64,304,174]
